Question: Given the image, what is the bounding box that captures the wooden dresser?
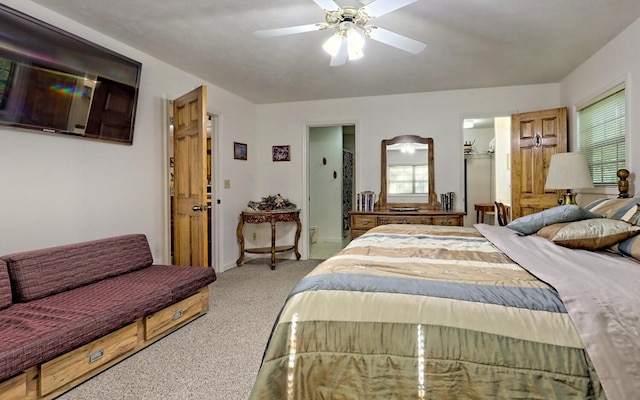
[349,209,464,240]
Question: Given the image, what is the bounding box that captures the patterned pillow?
[583,197,640,224]
[506,205,603,235]
[537,218,640,250]
[611,235,640,261]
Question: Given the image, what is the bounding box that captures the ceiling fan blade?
[254,23,325,38]
[312,0,341,11]
[361,0,419,18]
[330,39,348,66]
[368,26,426,54]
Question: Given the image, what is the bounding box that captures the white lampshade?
[323,22,365,61]
[346,28,364,60]
[322,33,343,56]
[545,152,594,190]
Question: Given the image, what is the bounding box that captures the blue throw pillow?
[506,205,604,235]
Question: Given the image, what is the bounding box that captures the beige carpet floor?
[59,258,321,400]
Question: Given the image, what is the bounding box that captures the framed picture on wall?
[234,142,247,160]
[272,145,290,161]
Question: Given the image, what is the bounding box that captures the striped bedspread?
[249,224,605,400]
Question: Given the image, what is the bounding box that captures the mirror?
[378,135,438,210]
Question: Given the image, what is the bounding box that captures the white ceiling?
[28,0,640,104]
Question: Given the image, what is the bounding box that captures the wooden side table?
[236,209,301,270]
[474,203,495,224]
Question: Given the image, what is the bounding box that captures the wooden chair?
[495,202,509,226]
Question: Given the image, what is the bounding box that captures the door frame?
[303,120,358,259]
[208,112,222,272]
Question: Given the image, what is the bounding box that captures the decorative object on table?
[247,194,297,211]
[463,140,474,154]
[488,138,496,153]
[272,145,290,161]
[544,152,594,205]
[234,142,247,160]
[356,191,376,211]
[441,192,455,211]
[389,207,419,212]
[617,168,630,198]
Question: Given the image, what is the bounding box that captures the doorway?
[307,124,355,260]
[462,116,511,227]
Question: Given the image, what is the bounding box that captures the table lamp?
[544,152,594,205]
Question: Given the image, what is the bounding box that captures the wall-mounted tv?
[0,5,142,145]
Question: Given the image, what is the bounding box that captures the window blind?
[577,86,626,185]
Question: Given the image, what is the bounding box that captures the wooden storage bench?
[0,235,216,400]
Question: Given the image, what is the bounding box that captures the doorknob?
[192,205,203,211]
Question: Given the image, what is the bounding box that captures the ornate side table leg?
[236,213,245,266]
[270,217,277,270]
[294,214,301,260]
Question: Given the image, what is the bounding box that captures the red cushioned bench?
[0,234,216,399]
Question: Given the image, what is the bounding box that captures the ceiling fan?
[254,0,426,66]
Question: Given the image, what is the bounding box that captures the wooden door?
[511,107,567,219]
[172,86,208,266]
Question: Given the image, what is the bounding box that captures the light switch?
[224,179,231,189]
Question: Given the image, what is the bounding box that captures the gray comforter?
[477,224,640,400]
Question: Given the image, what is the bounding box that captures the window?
[577,84,626,185]
[388,165,428,194]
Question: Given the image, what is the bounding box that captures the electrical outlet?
[224,179,231,189]
[252,232,257,240]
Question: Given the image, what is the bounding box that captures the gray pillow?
[506,205,604,235]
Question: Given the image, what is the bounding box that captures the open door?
[172,86,208,266]
[511,107,567,219]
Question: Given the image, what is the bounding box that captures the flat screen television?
[0,5,142,145]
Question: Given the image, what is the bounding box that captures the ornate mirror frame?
[378,135,438,210]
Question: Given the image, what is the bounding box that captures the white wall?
[0,0,257,272]
[560,16,640,204]
[257,84,561,244]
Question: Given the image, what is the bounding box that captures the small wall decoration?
[234,142,247,160]
[272,145,290,162]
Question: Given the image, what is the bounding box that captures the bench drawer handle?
[88,349,104,364]
[172,309,184,320]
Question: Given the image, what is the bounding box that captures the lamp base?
[560,192,577,205]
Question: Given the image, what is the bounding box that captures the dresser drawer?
[40,323,138,395]
[378,216,433,225]
[432,216,463,226]
[145,290,206,340]
[351,215,377,230]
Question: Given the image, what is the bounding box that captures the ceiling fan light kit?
[255,0,426,66]
[322,21,365,61]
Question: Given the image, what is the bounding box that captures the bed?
[249,199,640,400]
